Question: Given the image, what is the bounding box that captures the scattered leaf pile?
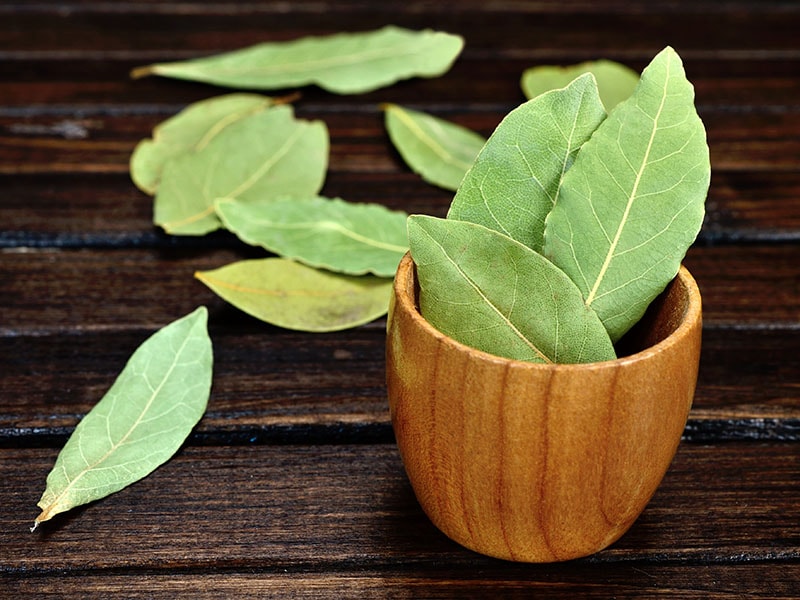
[34,25,467,527]
[130,26,467,331]
[35,26,663,526]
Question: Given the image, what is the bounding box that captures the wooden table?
[2,1,799,597]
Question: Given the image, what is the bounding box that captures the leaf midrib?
[169,39,439,79]
[553,81,595,209]
[196,272,378,298]
[232,211,408,254]
[433,238,553,364]
[195,100,272,151]
[585,52,672,307]
[224,124,307,199]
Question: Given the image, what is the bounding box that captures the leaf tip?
[654,45,681,65]
[189,304,210,329]
[30,511,48,532]
[405,213,422,228]
[31,505,52,531]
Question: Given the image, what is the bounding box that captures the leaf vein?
[586,49,674,306]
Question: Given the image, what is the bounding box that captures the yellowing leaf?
[131,26,464,95]
[216,196,408,277]
[521,59,639,111]
[154,104,328,235]
[196,259,392,332]
[448,73,606,251]
[543,47,710,343]
[383,103,485,191]
[33,307,213,529]
[131,93,275,195]
[408,215,616,364]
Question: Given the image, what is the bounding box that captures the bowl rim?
[391,253,702,371]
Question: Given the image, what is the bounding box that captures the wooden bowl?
[386,253,702,562]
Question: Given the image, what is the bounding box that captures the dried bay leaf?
[216,196,408,277]
[522,59,639,111]
[196,258,392,332]
[33,307,212,529]
[154,104,328,235]
[132,26,464,95]
[131,93,275,195]
[447,73,606,251]
[543,47,710,343]
[408,215,616,364]
[382,103,485,191]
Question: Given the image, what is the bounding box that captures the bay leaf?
[408,215,616,364]
[195,258,392,332]
[130,93,275,195]
[216,196,408,277]
[521,59,639,111]
[131,26,464,95]
[382,103,485,191]
[33,307,213,529]
[543,47,710,343]
[154,104,328,235]
[447,73,606,251]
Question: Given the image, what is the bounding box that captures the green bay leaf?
[131,26,464,95]
[543,47,710,343]
[383,103,485,191]
[216,196,408,277]
[33,307,213,528]
[447,73,606,251]
[521,59,639,111]
[408,215,616,364]
[154,104,328,235]
[131,93,275,195]
[196,258,392,332]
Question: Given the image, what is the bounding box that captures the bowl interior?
[613,271,694,358]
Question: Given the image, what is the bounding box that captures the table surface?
[2,1,799,597]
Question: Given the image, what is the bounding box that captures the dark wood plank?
[0,247,245,335]
[1,2,798,55]
[1,0,797,113]
[0,171,453,247]
[4,168,800,246]
[1,244,797,336]
[0,327,390,443]
[1,443,798,572]
[2,326,798,444]
[2,62,798,110]
[704,171,800,242]
[6,564,800,599]
[703,111,800,171]
[2,0,798,13]
[2,110,799,176]
[682,244,800,327]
